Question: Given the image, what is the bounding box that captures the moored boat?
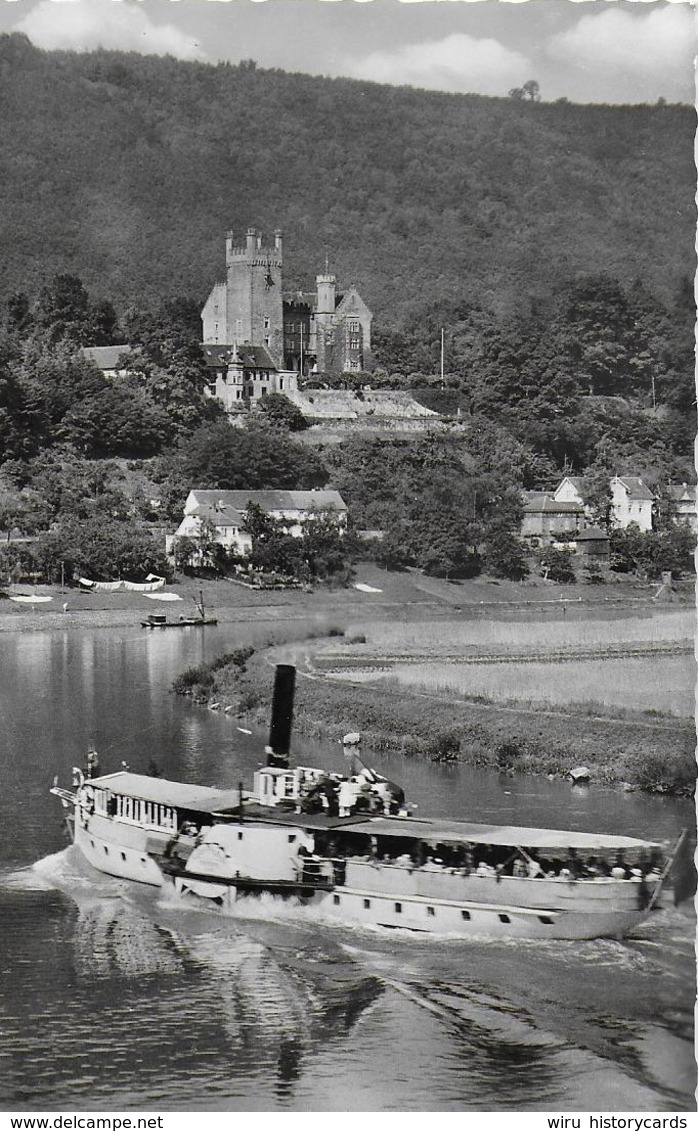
[50,666,682,940]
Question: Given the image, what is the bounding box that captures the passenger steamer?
[51,666,680,940]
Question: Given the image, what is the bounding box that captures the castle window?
[279,379,284,390]
[348,320,360,332]
[264,317,270,329]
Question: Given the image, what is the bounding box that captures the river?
[0,621,695,1112]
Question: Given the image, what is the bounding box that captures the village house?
[553,475,655,532]
[666,483,698,531]
[82,344,135,379]
[200,228,372,413]
[166,488,348,560]
[521,494,584,546]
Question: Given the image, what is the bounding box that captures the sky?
[0,0,694,104]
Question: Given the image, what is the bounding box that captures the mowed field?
[316,608,696,718]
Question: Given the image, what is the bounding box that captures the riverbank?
[0,566,690,633]
[172,623,696,796]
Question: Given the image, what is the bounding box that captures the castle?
[201,228,372,412]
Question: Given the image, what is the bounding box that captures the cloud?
[15,0,206,62]
[343,33,532,97]
[546,5,695,103]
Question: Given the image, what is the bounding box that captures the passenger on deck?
[512,858,527,878]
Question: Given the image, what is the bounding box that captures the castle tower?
[224,228,284,366]
[315,274,336,317]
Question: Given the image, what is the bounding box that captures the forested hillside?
[0,32,694,324]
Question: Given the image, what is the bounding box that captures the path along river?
[0,618,694,1112]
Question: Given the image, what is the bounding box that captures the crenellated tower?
[223,228,284,366]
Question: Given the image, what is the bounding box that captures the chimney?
[274,229,283,255]
[246,227,257,254]
[267,665,296,767]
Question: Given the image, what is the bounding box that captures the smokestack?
[267,665,296,767]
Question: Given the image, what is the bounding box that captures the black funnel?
[267,664,296,767]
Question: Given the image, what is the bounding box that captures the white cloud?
[546,5,695,103]
[343,33,532,97]
[15,0,206,61]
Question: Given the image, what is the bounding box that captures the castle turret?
[223,228,284,366]
[315,274,336,316]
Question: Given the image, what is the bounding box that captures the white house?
[609,477,654,532]
[167,489,348,560]
[82,344,136,379]
[553,475,654,532]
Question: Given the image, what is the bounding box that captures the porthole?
[333,894,341,905]
[394,902,402,914]
[427,906,435,917]
[363,898,371,909]
[461,910,471,921]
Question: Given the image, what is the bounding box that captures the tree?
[256,392,308,431]
[539,547,576,583]
[57,383,172,457]
[522,80,540,102]
[481,531,529,581]
[174,419,327,492]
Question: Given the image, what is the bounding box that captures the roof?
[345,816,659,851]
[667,483,697,503]
[576,526,609,541]
[614,476,655,502]
[188,503,246,526]
[82,345,133,370]
[557,477,584,491]
[190,489,347,514]
[523,496,584,514]
[89,772,243,812]
[202,344,277,371]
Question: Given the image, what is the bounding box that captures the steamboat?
[51,665,681,940]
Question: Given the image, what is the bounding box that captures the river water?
[0,621,695,1112]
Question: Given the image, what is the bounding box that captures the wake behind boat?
[50,665,682,940]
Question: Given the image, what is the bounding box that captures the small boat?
[50,666,683,940]
[141,613,219,629]
[141,591,218,629]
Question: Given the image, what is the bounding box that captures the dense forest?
[0,33,694,322]
[0,37,694,585]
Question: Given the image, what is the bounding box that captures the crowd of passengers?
[312,835,663,883]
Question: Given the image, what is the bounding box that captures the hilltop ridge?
[0,33,693,324]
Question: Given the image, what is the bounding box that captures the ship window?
[363,899,371,909]
[394,902,402,914]
[104,846,109,855]
[288,835,296,843]
[121,852,126,862]
[427,906,435,917]
[90,840,95,848]
[538,916,554,925]
[461,910,471,920]
[238,832,243,841]
[498,914,511,924]
[333,895,341,905]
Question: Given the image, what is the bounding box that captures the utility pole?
[300,323,304,378]
[440,327,445,388]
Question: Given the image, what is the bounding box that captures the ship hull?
[168,865,656,940]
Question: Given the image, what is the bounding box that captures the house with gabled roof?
[553,475,655,532]
[167,488,348,560]
[666,483,697,531]
[521,493,584,544]
[609,476,654,532]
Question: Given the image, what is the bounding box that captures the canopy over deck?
[88,772,244,813]
[344,816,660,851]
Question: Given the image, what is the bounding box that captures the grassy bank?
[172,633,696,797]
